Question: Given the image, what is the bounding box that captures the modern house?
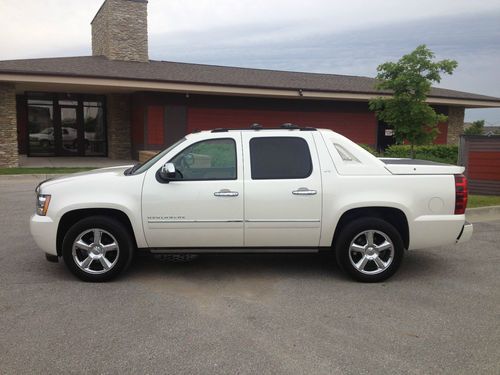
[1,0,500,167]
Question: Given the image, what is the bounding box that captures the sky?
[1,0,500,124]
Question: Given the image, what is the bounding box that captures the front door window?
[169,138,237,180]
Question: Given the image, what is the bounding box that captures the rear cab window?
[249,136,312,179]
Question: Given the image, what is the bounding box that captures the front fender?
[54,202,148,248]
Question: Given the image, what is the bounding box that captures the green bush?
[463,120,484,135]
[384,144,458,165]
[358,144,379,156]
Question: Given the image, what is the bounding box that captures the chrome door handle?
[214,189,239,197]
[292,187,317,196]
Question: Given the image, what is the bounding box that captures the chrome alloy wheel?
[348,230,395,275]
[72,228,120,274]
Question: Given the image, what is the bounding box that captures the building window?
[28,99,55,156]
[83,101,106,156]
[26,93,107,157]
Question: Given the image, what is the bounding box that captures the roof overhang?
[1,73,499,108]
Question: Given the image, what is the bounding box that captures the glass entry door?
[57,106,82,155]
[27,94,107,157]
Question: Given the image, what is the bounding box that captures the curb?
[466,206,500,223]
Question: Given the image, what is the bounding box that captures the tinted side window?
[170,138,236,180]
[250,137,312,179]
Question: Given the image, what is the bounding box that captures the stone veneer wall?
[91,0,148,62]
[447,107,465,145]
[0,83,18,167]
[107,94,132,159]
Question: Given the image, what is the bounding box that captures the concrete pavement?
[0,176,499,374]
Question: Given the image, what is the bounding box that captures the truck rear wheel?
[335,217,404,282]
[62,216,133,282]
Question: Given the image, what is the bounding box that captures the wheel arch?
[332,207,409,250]
[56,208,137,256]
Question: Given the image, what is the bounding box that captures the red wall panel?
[187,107,377,145]
[131,101,145,145]
[147,105,164,145]
[468,151,500,180]
[434,122,448,144]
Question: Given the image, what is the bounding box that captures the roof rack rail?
[209,125,317,133]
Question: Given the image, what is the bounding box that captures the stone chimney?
[91,0,148,62]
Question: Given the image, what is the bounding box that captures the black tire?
[62,216,134,282]
[335,217,404,282]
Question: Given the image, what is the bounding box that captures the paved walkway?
[19,155,136,168]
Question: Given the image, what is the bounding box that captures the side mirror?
[159,162,176,181]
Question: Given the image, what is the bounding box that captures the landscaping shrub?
[384,144,458,164]
[358,144,379,156]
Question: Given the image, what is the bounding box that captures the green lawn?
[468,195,500,208]
[0,167,95,175]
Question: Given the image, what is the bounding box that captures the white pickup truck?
[30,126,472,282]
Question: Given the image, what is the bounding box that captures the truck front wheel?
[335,217,404,282]
[62,216,133,282]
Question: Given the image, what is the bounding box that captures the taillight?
[454,174,468,215]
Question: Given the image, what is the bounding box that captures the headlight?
[36,194,51,216]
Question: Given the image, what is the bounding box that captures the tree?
[463,120,485,135]
[369,45,458,158]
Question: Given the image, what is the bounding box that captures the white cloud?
[147,0,500,35]
[0,0,103,59]
[1,0,499,122]
[2,0,500,59]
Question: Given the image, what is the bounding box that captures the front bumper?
[30,214,58,256]
[456,221,473,244]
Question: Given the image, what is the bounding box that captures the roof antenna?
[250,123,263,129]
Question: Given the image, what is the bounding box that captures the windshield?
[129,137,186,175]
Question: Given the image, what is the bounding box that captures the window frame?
[249,136,313,180]
[166,137,238,182]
